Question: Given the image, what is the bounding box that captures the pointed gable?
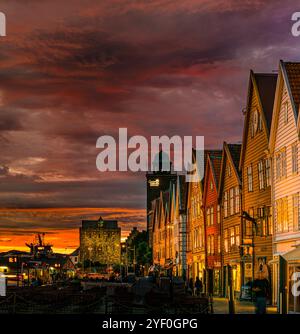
[254,73,277,132]
[227,144,242,180]
[283,61,300,120]
[203,151,222,200]
[218,142,242,197]
[209,152,223,190]
[240,71,277,170]
[270,61,300,152]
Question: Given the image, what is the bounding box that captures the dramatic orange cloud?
[0,207,146,253]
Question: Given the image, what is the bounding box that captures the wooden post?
[228,265,235,314]
[279,255,287,314]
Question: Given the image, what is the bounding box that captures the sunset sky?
[0,0,299,252]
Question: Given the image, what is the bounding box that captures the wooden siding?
[187,179,206,280]
[204,160,222,269]
[222,152,241,265]
[273,83,300,255]
[242,84,273,274]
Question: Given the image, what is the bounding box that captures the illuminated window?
[227,165,232,177]
[276,153,281,180]
[224,229,229,253]
[293,193,300,231]
[149,179,160,187]
[206,208,210,227]
[217,235,221,254]
[230,227,235,247]
[247,165,253,192]
[197,199,201,217]
[267,206,273,236]
[230,188,234,216]
[283,197,289,232]
[224,192,228,218]
[281,149,287,177]
[235,187,240,213]
[245,220,253,237]
[283,101,289,124]
[265,158,271,187]
[235,225,240,246]
[210,235,214,255]
[277,197,289,232]
[210,206,214,226]
[275,148,287,179]
[217,205,221,224]
[258,160,265,190]
[292,143,298,174]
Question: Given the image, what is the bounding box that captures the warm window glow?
[149,179,160,187]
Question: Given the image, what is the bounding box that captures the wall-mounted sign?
[244,262,252,278]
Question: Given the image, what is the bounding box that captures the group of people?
[187,277,203,296]
[185,272,270,314]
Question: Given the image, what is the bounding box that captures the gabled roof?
[239,71,277,170]
[70,248,80,257]
[209,152,222,189]
[254,73,278,131]
[189,149,222,185]
[218,142,242,198]
[283,61,300,120]
[203,151,222,201]
[227,144,242,177]
[269,61,300,151]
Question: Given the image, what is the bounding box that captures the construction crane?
[26,233,54,259]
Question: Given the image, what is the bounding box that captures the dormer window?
[253,109,259,134]
[227,165,232,177]
[283,101,289,124]
[258,111,262,132]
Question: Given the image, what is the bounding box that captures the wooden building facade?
[203,151,223,295]
[219,142,242,297]
[239,71,277,293]
[269,61,300,311]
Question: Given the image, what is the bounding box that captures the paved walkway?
[212,297,277,314]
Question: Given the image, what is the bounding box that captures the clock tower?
[146,151,177,245]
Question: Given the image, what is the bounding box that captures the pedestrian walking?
[188,278,194,296]
[195,277,203,296]
[252,272,270,314]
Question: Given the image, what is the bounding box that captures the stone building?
[80,217,121,265]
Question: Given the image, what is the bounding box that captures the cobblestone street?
[212,298,278,314]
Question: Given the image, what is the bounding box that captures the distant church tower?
[146,151,177,245]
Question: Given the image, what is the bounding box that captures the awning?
[283,245,300,263]
[270,246,300,265]
[268,258,278,265]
